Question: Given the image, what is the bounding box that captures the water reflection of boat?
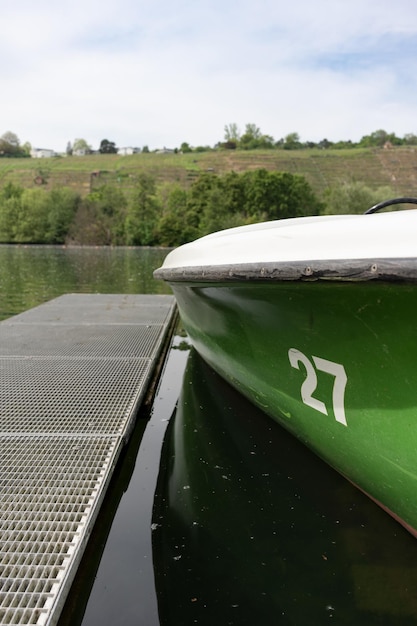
[154,205,417,536]
[152,349,417,626]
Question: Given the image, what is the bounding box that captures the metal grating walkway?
[0,294,176,626]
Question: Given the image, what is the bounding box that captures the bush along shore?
[0,170,395,246]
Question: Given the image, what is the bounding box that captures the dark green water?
[0,245,171,321]
[2,245,417,625]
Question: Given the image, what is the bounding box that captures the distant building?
[30,148,56,158]
[155,147,176,154]
[117,147,141,155]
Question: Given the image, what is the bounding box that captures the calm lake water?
[0,245,171,321]
[2,245,417,625]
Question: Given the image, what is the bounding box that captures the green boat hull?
[169,279,417,535]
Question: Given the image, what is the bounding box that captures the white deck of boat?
[0,294,176,625]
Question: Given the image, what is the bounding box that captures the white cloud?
[2,0,417,150]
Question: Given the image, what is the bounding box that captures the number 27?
[288,348,348,426]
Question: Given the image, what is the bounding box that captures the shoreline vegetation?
[0,146,415,246]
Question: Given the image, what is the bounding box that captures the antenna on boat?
[364,197,417,214]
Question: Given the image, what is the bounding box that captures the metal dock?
[0,294,176,626]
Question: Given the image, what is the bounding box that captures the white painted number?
[288,348,348,426]
[288,349,327,416]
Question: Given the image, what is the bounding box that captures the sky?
[3,0,417,152]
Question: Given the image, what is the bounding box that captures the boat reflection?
[153,349,417,625]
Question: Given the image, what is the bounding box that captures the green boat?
[154,199,417,536]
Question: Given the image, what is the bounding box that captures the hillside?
[1,146,417,198]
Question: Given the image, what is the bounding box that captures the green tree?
[73,138,91,154]
[180,142,192,153]
[239,123,262,149]
[21,141,32,156]
[180,172,230,238]
[46,188,80,243]
[283,132,302,150]
[317,138,333,149]
[237,124,274,150]
[0,183,24,241]
[323,182,396,215]
[125,174,160,245]
[359,129,402,148]
[0,185,83,243]
[224,123,241,142]
[242,169,322,220]
[67,185,127,245]
[0,131,26,157]
[197,185,230,235]
[156,186,197,246]
[1,131,19,149]
[13,189,50,242]
[197,183,250,236]
[220,171,247,214]
[184,169,322,239]
[99,139,117,154]
[403,133,417,146]
[186,173,218,224]
[0,193,21,241]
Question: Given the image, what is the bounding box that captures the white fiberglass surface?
[161,210,417,268]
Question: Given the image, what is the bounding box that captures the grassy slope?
[1,146,417,198]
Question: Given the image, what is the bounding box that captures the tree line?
[2,126,417,158]
[0,170,394,247]
[217,125,417,151]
